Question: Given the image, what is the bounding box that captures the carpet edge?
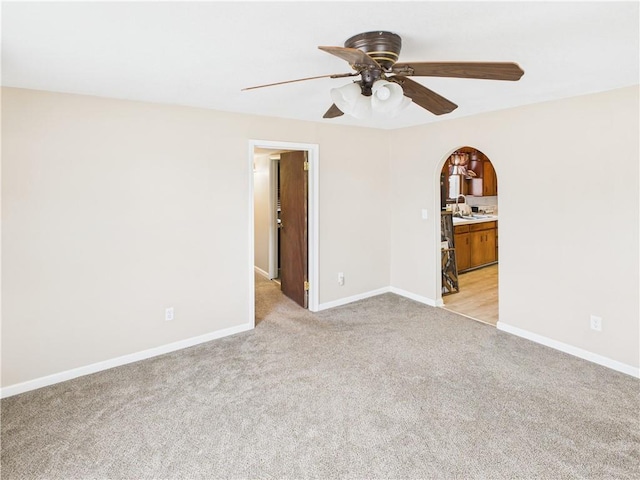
[0,322,254,398]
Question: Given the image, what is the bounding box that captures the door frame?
[268,155,279,280]
[434,145,500,311]
[248,140,320,322]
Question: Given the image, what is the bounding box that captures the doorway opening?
[438,146,499,325]
[249,140,319,326]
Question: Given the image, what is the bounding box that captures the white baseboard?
[317,287,391,311]
[390,287,441,307]
[317,286,441,311]
[497,321,639,378]
[0,323,254,399]
[254,266,270,279]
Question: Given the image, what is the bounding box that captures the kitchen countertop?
[451,214,498,226]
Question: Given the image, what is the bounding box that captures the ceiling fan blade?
[391,76,458,115]
[392,62,525,81]
[318,46,380,69]
[323,104,344,119]
[242,72,356,91]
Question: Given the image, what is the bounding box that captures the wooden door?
[279,151,308,308]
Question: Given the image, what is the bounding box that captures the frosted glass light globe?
[375,86,391,100]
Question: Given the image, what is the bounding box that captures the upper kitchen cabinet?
[442,147,497,199]
[483,160,497,196]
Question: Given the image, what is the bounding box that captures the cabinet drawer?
[454,225,470,234]
[469,221,496,232]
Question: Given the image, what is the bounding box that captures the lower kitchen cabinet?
[454,221,497,272]
[455,232,471,271]
[470,229,496,267]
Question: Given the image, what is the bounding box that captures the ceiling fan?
[242,31,524,119]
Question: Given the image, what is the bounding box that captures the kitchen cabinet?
[454,221,497,272]
[454,227,471,271]
[442,149,497,198]
[483,160,497,196]
[470,228,496,267]
[467,156,497,197]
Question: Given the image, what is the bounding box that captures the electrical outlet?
[590,315,602,331]
[165,307,174,321]
[338,272,345,286]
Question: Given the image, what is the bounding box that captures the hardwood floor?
[442,264,498,325]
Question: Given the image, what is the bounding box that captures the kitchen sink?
[452,214,497,221]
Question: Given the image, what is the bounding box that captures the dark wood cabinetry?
[483,160,497,196]
[470,228,496,267]
[454,221,497,272]
[454,227,471,271]
[442,147,497,198]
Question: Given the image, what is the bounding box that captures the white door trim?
[249,140,320,323]
[269,156,279,279]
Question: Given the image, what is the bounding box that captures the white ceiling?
[2,1,638,130]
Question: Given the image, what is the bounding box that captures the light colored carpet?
[2,275,639,479]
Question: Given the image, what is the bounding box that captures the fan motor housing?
[344,31,402,70]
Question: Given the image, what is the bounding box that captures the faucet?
[453,195,468,217]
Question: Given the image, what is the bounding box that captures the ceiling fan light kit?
[331,79,410,119]
[243,31,525,121]
[330,82,372,119]
[371,80,411,115]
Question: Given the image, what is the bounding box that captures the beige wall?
[389,86,639,368]
[316,127,391,302]
[2,85,638,390]
[1,87,392,387]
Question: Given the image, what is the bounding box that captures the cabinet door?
[470,231,484,267]
[470,229,497,267]
[456,232,471,271]
[483,161,497,196]
[484,229,497,263]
